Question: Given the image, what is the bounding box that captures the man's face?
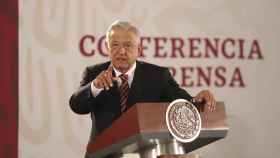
[107,29,140,73]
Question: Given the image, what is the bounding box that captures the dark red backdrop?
[0,0,18,157]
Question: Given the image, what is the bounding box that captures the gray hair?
[105,20,140,43]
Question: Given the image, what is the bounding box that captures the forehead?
[109,29,139,43]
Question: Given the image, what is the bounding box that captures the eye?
[124,43,133,49]
[111,43,120,49]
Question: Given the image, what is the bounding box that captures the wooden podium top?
[86,102,228,158]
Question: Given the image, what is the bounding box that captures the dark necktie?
[119,74,129,112]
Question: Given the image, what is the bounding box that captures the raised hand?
[92,66,118,90]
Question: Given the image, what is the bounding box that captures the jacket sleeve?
[161,68,193,102]
[69,67,98,114]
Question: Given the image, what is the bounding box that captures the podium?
[86,102,228,158]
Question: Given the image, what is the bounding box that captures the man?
[69,20,216,156]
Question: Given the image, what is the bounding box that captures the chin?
[116,65,129,72]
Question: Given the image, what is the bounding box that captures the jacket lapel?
[100,64,122,112]
[126,61,143,108]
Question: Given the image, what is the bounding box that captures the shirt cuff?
[90,81,102,97]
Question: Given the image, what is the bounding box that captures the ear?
[137,44,142,57]
[105,41,112,59]
[105,41,109,51]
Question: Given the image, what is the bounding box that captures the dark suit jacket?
[69,60,193,136]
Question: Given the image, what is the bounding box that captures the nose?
[119,47,126,54]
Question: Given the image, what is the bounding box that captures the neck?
[112,62,137,75]
[118,68,128,74]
